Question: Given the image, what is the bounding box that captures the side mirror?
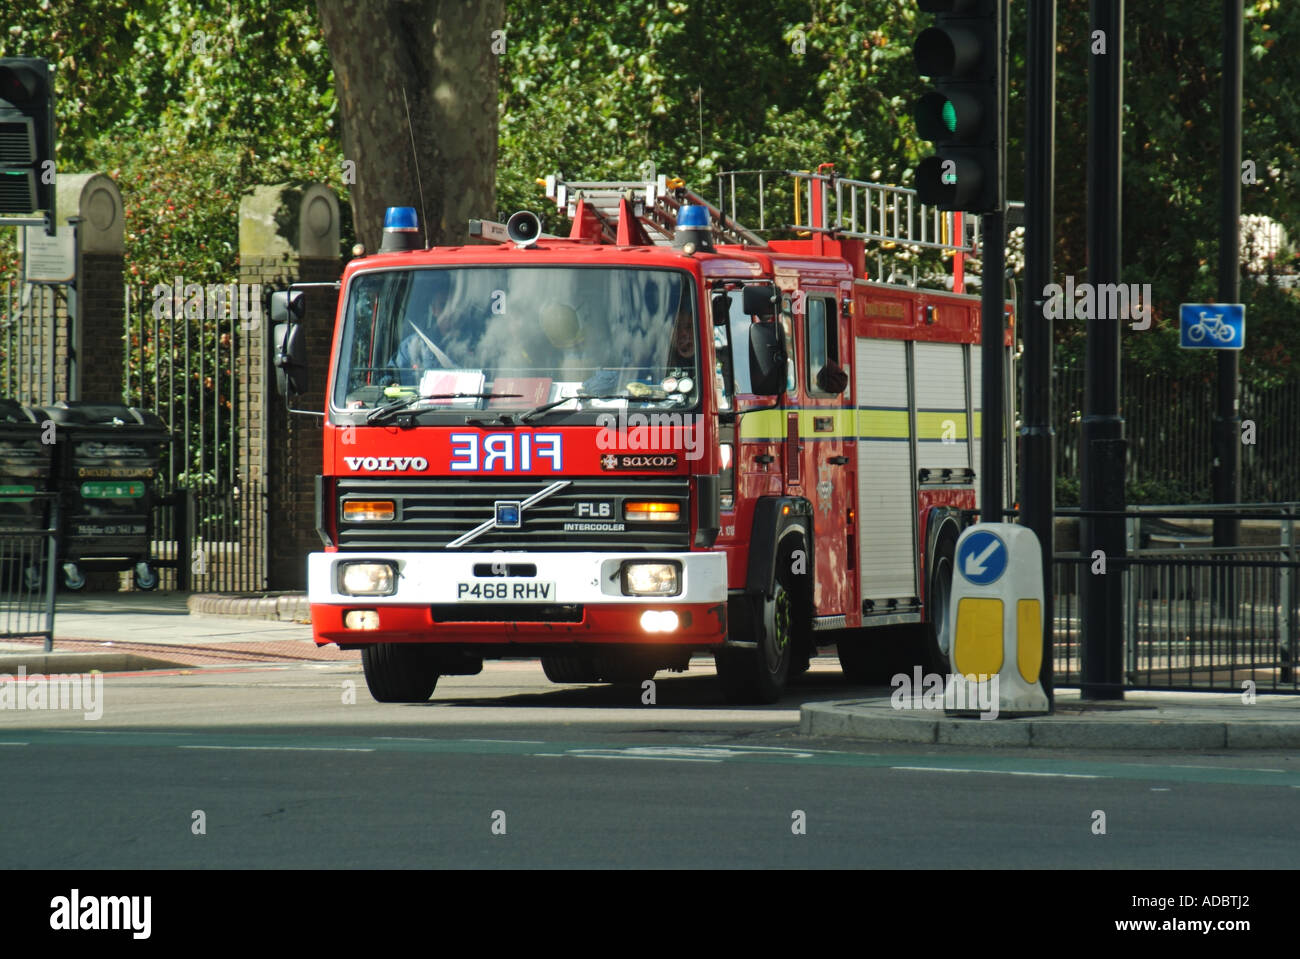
[274,320,308,397]
[711,293,730,326]
[748,323,786,396]
[742,284,776,318]
[815,360,849,395]
[270,290,304,325]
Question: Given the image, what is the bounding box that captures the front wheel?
[361,644,440,703]
[715,579,794,704]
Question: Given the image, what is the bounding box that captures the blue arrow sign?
[1180,303,1244,350]
[957,529,1008,586]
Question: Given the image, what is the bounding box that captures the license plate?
[456,580,556,602]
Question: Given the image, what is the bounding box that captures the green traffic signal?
[911,1,1002,213]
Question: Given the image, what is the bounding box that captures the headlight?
[620,561,681,596]
[338,561,397,595]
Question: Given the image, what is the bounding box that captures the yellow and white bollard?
[945,523,1050,717]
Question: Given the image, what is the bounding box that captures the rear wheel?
[541,654,601,684]
[918,526,958,675]
[361,643,440,703]
[715,578,794,704]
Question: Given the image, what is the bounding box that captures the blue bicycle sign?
[1179,303,1244,350]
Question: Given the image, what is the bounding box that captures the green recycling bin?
[0,399,54,532]
[38,401,170,591]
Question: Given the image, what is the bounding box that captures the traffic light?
[0,57,56,217]
[912,1,1003,213]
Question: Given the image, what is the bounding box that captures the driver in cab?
[390,276,456,382]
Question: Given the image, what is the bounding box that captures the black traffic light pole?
[1022,0,1057,707]
[979,0,1007,532]
[1080,0,1127,700]
[1213,0,1242,551]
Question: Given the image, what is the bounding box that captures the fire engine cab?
[272,165,1015,704]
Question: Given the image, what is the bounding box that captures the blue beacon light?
[380,206,422,251]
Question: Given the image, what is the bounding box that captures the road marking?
[0,742,30,746]
[702,743,838,755]
[571,753,723,763]
[892,766,1101,779]
[178,745,375,752]
[461,738,545,744]
[1165,764,1284,773]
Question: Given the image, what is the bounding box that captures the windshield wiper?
[366,393,509,425]
[519,388,671,425]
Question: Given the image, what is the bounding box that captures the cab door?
[800,289,853,620]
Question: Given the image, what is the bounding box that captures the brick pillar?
[238,184,341,591]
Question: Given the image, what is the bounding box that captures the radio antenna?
[402,86,430,248]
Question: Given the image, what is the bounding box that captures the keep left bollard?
[945,523,1050,718]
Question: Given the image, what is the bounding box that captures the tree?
[315,0,505,251]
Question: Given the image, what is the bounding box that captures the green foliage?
[1046,0,1300,384]
[2,0,349,287]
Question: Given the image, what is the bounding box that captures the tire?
[715,577,794,704]
[541,654,601,684]
[361,643,440,703]
[918,526,957,675]
[133,562,159,591]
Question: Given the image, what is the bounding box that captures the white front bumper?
[308,551,727,606]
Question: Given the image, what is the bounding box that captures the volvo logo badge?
[495,501,522,529]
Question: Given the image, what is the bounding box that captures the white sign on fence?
[21,224,75,284]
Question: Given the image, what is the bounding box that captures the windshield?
[333,267,700,414]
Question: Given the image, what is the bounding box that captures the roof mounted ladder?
[540,164,766,247]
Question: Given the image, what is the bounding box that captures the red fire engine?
[272,165,1015,704]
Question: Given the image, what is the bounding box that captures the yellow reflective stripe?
[735,407,978,441]
[916,411,967,441]
[856,409,909,439]
[737,408,786,441]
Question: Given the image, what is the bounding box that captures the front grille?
[432,603,583,623]
[336,476,690,551]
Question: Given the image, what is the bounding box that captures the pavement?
[0,591,356,672]
[2,592,1298,749]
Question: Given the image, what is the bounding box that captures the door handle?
[828,456,849,465]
